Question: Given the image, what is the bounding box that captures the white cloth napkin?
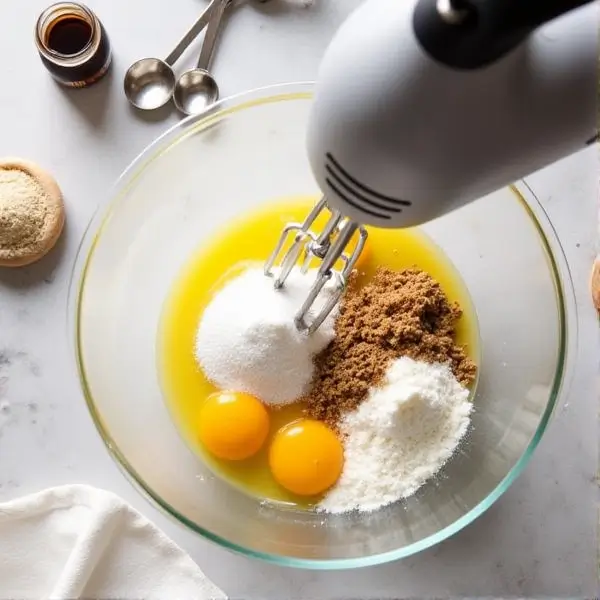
[0,484,227,600]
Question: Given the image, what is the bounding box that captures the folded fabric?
[0,484,227,600]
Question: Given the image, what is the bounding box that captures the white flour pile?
[195,267,336,405]
[318,357,472,514]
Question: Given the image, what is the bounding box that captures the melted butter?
[158,196,479,508]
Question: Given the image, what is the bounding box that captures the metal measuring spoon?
[124,0,222,111]
[173,0,231,116]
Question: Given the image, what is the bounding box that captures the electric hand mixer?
[265,0,598,333]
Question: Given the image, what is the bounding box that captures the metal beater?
[264,197,367,334]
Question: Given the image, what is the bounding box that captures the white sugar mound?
[318,357,473,514]
[195,267,337,405]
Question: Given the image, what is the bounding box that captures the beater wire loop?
[264,196,368,334]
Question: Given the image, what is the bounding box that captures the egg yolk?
[269,419,344,496]
[198,391,269,460]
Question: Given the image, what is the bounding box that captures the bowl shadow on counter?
[205,483,525,600]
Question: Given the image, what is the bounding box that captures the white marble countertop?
[0,0,598,597]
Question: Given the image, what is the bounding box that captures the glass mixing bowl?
[70,82,577,568]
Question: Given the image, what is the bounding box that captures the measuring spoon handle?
[197,0,231,71]
[164,0,221,66]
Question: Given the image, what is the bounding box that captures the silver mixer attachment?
[264,196,368,334]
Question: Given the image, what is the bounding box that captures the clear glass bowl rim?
[68,82,578,570]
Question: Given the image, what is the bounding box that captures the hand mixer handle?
[413,0,596,69]
[306,0,598,229]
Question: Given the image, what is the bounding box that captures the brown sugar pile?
[304,267,477,427]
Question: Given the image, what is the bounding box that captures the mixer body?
[268,0,598,331]
[306,0,598,228]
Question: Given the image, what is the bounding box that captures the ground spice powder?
[0,169,48,255]
[304,267,477,428]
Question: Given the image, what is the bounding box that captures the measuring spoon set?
[124,0,233,115]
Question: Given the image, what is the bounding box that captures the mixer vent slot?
[324,153,411,221]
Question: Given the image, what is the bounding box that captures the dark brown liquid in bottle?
[36,5,112,88]
[47,17,92,55]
